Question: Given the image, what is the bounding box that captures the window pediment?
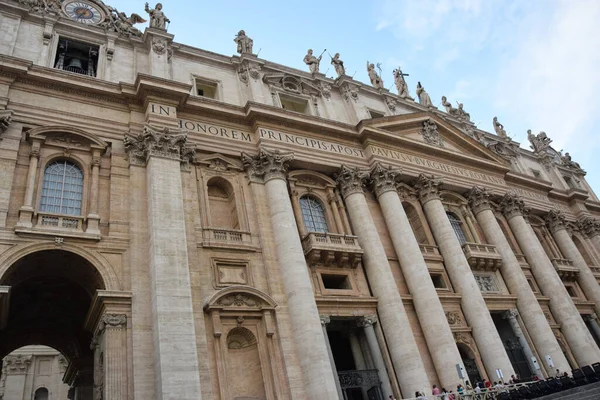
[204,286,277,312]
[28,126,108,152]
[263,73,322,97]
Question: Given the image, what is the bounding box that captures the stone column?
[371,164,463,389]
[124,125,203,400]
[327,187,346,234]
[579,217,600,256]
[16,139,41,228]
[502,310,543,379]
[546,210,600,316]
[289,181,307,237]
[500,192,600,366]
[92,314,128,399]
[336,165,430,396]
[321,316,344,400]
[415,175,514,378]
[242,148,339,400]
[468,186,569,375]
[585,314,600,343]
[358,316,394,400]
[86,151,102,234]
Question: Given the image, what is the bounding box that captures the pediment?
[362,112,508,166]
[197,153,243,171]
[28,125,108,151]
[262,73,322,97]
[204,286,277,311]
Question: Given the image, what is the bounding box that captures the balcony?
[462,242,503,271]
[338,369,381,391]
[589,266,600,279]
[15,212,100,240]
[302,232,364,268]
[201,228,254,250]
[552,258,579,281]
[419,244,444,262]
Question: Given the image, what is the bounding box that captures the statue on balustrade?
[527,130,552,153]
[234,30,253,54]
[304,49,322,74]
[393,68,413,100]
[331,53,346,77]
[416,82,434,108]
[145,2,170,30]
[367,61,384,89]
[493,117,508,140]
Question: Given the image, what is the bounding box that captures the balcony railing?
[38,213,84,230]
[551,258,579,280]
[302,232,364,268]
[337,369,380,390]
[419,244,441,257]
[462,242,503,271]
[202,228,251,246]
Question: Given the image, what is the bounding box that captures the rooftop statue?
[145,2,170,30]
[393,68,413,100]
[331,53,345,77]
[103,6,146,37]
[457,103,470,121]
[416,82,434,108]
[18,0,60,12]
[527,130,552,153]
[441,96,458,116]
[560,152,582,171]
[234,30,253,54]
[367,61,384,89]
[303,49,323,74]
[493,117,508,140]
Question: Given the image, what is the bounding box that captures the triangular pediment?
[262,73,322,97]
[361,112,509,166]
[197,153,242,171]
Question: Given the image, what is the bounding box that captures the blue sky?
[113,0,600,190]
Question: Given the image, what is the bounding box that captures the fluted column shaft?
[243,149,339,400]
[502,310,543,378]
[469,187,569,375]
[416,176,514,378]
[17,140,42,228]
[359,316,394,399]
[337,165,430,397]
[321,316,344,400]
[501,196,600,366]
[371,164,462,389]
[547,211,600,316]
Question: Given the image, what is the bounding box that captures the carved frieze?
[369,163,401,198]
[467,186,492,215]
[415,174,443,205]
[123,124,195,166]
[336,165,369,199]
[241,148,294,183]
[545,209,567,233]
[499,192,528,221]
[420,119,444,147]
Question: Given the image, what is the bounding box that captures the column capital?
[241,147,294,183]
[369,163,402,198]
[0,111,12,134]
[320,315,331,326]
[415,174,443,205]
[545,209,567,233]
[501,309,519,320]
[499,192,528,220]
[578,217,600,238]
[467,185,493,215]
[123,124,195,166]
[336,164,369,199]
[357,315,378,328]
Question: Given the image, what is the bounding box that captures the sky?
[112,0,600,190]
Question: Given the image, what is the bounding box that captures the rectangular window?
[54,37,99,77]
[195,78,218,99]
[431,273,447,289]
[279,94,309,114]
[321,274,351,290]
[566,286,577,298]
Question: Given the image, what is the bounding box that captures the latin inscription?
[150,103,175,116]
[259,128,365,158]
[179,120,252,143]
[369,146,505,186]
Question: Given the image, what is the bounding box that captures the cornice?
[504,171,553,192]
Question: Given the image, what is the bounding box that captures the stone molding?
[545,209,567,233]
[578,217,600,238]
[123,124,195,166]
[336,164,369,199]
[499,192,528,221]
[241,148,294,183]
[415,174,443,205]
[357,315,378,328]
[369,163,401,198]
[467,185,492,215]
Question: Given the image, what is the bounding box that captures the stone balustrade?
[461,242,503,271]
[551,258,579,281]
[302,232,364,268]
[201,228,252,249]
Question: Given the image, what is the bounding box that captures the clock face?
[63,1,104,24]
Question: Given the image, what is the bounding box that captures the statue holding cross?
[393,68,413,100]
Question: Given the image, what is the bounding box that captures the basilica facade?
[1,1,600,399]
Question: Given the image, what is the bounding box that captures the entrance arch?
[0,248,124,400]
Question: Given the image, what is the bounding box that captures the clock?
[63,1,105,25]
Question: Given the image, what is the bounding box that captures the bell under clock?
[62,1,105,24]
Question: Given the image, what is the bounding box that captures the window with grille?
[447,212,468,245]
[40,160,83,216]
[300,196,328,233]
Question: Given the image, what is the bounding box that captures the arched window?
[40,160,83,216]
[34,387,49,400]
[300,196,328,233]
[207,177,239,229]
[447,212,467,245]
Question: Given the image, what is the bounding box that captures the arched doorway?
[0,249,106,400]
[458,344,483,385]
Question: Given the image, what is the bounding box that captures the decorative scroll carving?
[320,82,332,99]
[241,148,293,183]
[545,209,567,233]
[320,315,331,326]
[0,110,12,134]
[336,164,369,199]
[152,38,167,55]
[499,192,528,221]
[4,354,32,374]
[17,0,60,13]
[415,174,442,205]
[357,315,378,327]
[340,83,359,102]
[237,61,261,85]
[445,311,462,325]
[487,140,519,162]
[467,186,492,215]
[369,163,401,198]
[578,217,600,238]
[123,124,195,166]
[217,293,258,307]
[420,119,443,147]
